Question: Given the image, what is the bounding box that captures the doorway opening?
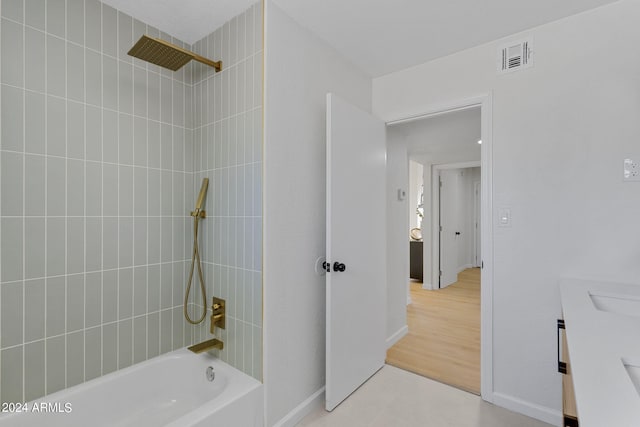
[436,162,481,289]
[385,101,490,396]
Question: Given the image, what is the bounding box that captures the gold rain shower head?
[128,35,222,72]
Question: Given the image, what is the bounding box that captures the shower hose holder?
[190,208,206,218]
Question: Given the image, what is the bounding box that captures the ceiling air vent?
[498,38,533,74]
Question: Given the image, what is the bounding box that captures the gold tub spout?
[188,338,224,353]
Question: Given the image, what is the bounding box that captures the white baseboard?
[386,325,409,349]
[492,392,562,426]
[458,264,473,273]
[272,387,325,427]
[421,282,433,290]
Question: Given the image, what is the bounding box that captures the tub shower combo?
[0,34,263,427]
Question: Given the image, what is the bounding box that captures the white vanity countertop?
[560,278,640,427]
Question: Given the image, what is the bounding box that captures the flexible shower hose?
[184,213,207,324]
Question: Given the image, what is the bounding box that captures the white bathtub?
[0,348,263,427]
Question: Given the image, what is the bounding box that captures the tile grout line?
[18,0,26,403]
[233,16,238,370]
[0,260,215,288]
[63,0,69,393]
[0,81,194,134]
[99,0,105,380]
[42,0,48,399]
[82,0,88,387]
[170,43,175,352]
[114,7,122,372]
[0,5,3,407]
[145,19,150,363]
[128,13,135,369]
[0,306,189,352]
[161,66,167,353]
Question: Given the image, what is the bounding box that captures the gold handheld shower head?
[195,178,209,212]
[185,177,210,325]
[128,35,222,72]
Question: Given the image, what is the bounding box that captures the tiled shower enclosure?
[0,0,263,404]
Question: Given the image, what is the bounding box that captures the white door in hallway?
[325,93,386,411]
[439,169,460,288]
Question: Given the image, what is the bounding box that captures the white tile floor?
[298,365,553,427]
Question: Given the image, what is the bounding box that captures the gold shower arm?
[191,53,222,72]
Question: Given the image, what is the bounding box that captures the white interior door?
[439,169,459,288]
[326,93,386,411]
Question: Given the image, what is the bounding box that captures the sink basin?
[623,359,640,396]
[589,292,640,318]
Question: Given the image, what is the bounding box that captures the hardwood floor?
[386,268,481,394]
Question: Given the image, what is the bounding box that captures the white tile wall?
[0,0,255,404]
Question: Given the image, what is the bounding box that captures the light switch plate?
[623,158,640,181]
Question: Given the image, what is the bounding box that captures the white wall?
[374,0,640,423]
[263,2,372,425]
[409,161,423,231]
[386,138,410,341]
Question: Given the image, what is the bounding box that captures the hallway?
[386,268,481,394]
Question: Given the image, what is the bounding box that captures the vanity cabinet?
[559,279,640,426]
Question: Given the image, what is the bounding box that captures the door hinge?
[439,270,442,277]
[557,319,567,374]
[440,225,443,232]
[481,261,484,269]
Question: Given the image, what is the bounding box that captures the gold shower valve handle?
[210,297,226,334]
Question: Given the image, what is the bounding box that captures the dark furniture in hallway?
[410,240,423,281]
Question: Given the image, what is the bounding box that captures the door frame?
[386,93,494,402]
[474,180,481,268]
[432,161,481,289]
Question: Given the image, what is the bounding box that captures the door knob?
[333,262,346,272]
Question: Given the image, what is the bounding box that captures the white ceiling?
[99,0,256,45]
[389,107,481,159]
[272,0,620,76]
[101,0,619,75]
